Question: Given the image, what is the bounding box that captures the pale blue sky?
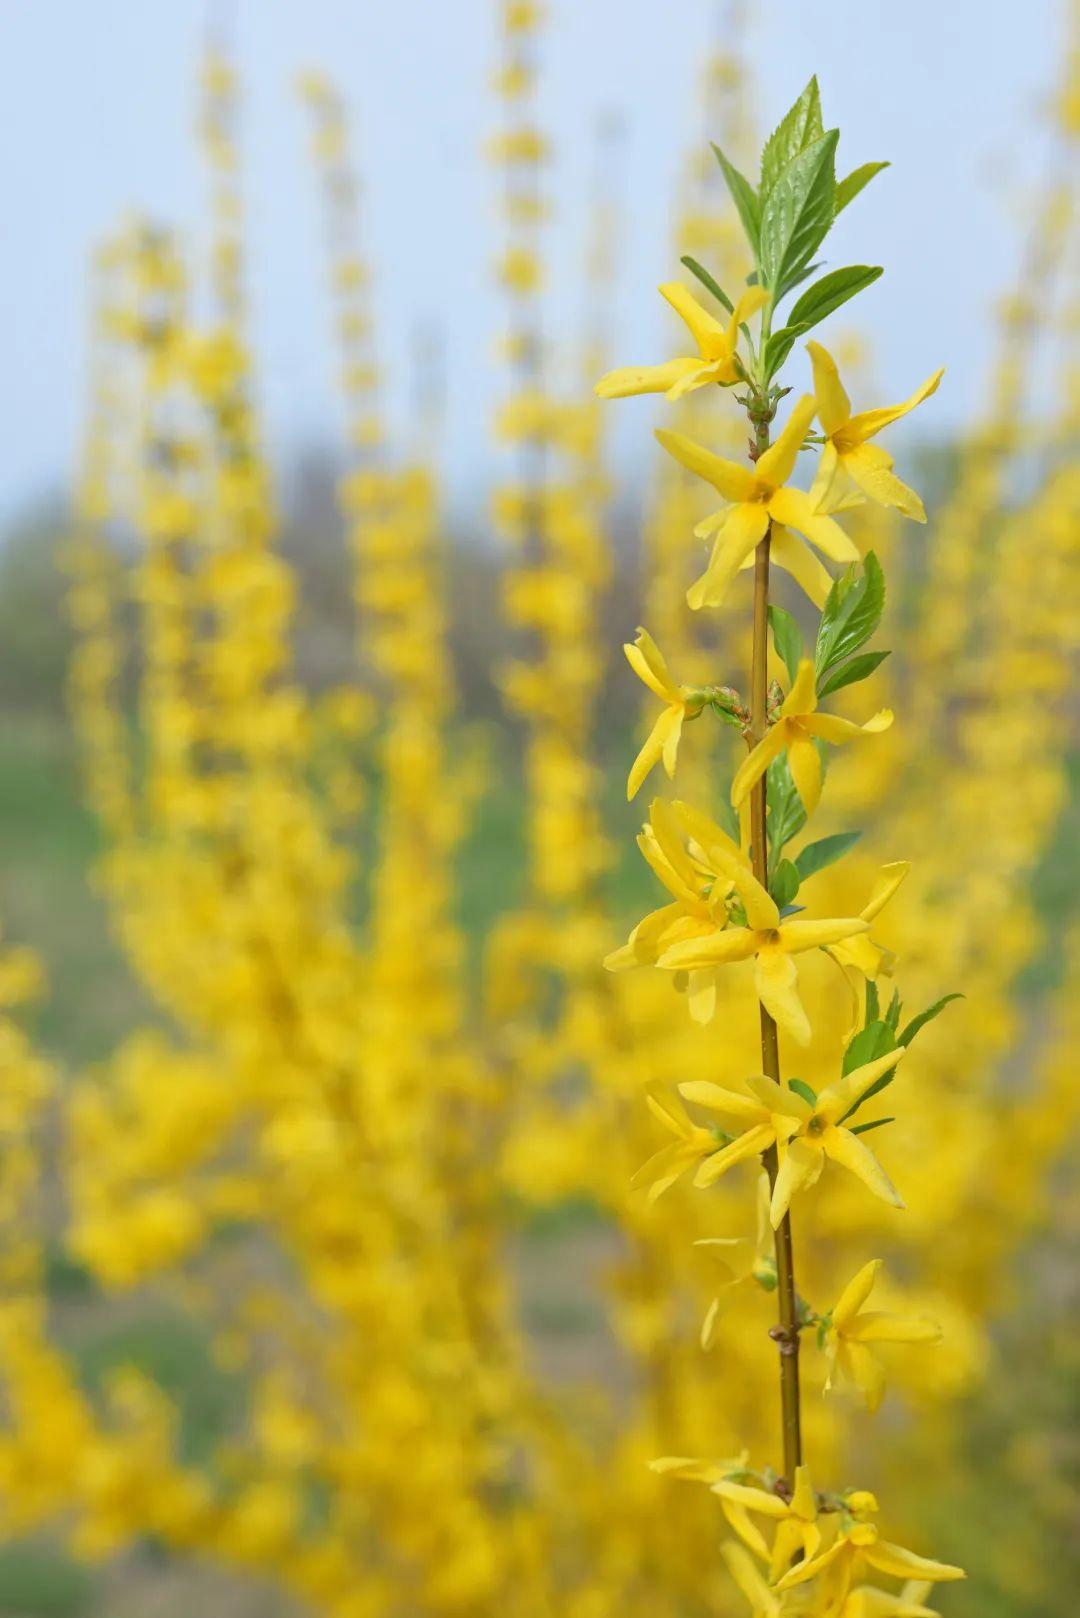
[0,0,1063,530]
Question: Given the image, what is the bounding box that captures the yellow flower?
[732,659,893,817]
[630,1084,730,1201]
[596,282,767,401]
[776,1504,965,1607]
[623,628,700,799]
[824,1259,942,1413]
[711,1464,820,1580]
[734,465,864,608]
[675,1076,807,1190]
[604,799,743,1024]
[655,396,859,610]
[807,341,944,522]
[769,1051,908,1227]
[826,862,910,1040]
[655,803,870,1044]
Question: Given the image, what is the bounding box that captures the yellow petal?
[843,441,927,521]
[786,729,823,816]
[779,915,870,954]
[839,1338,888,1412]
[695,1124,775,1188]
[768,486,861,562]
[727,283,770,337]
[745,1074,814,1121]
[766,525,834,607]
[770,1136,824,1226]
[851,1311,942,1345]
[712,1478,790,1518]
[679,1080,766,1125]
[845,366,945,442]
[659,927,759,971]
[862,1540,965,1583]
[659,281,727,356]
[833,1258,883,1329]
[655,428,757,501]
[624,628,680,702]
[627,708,674,799]
[806,340,852,436]
[755,944,811,1046]
[805,708,893,744]
[687,503,771,610]
[817,1046,906,1121]
[730,725,787,809]
[823,1125,904,1208]
[595,357,701,398]
[780,658,818,718]
[862,861,910,922]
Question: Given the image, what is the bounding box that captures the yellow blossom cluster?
[0,10,1074,1618]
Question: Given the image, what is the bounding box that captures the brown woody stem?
[747,414,803,1484]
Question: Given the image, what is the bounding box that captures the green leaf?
[759,129,839,293]
[712,144,760,258]
[842,1019,896,1076]
[864,978,880,1026]
[768,604,803,684]
[794,830,861,882]
[884,988,903,1033]
[770,858,801,909]
[816,649,891,699]
[898,993,963,1048]
[680,255,735,317]
[747,261,821,292]
[835,161,890,216]
[839,1019,902,1119]
[815,552,885,677]
[764,322,811,379]
[787,1078,818,1107]
[849,1116,895,1136]
[765,751,806,870]
[788,264,883,332]
[760,77,824,198]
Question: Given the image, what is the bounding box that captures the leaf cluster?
[685,77,888,384]
[837,982,963,1129]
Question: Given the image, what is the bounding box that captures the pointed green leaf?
[815,552,885,677]
[764,321,812,379]
[898,993,963,1048]
[864,978,880,1026]
[788,265,884,332]
[849,1116,895,1136]
[816,649,891,699]
[760,76,824,198]
[680,255,735,316]
[794,830,861,882]
[884,988,903,1033]
[760,129,839,292]
[839,1019,901,1120]
[768,604,803,684]
[712,144,760,257]
[787,1078,818,1108]
[842,1018,896,1077]
[770,858,801,909]
[835,161,890,216]
[765,750,807,869]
